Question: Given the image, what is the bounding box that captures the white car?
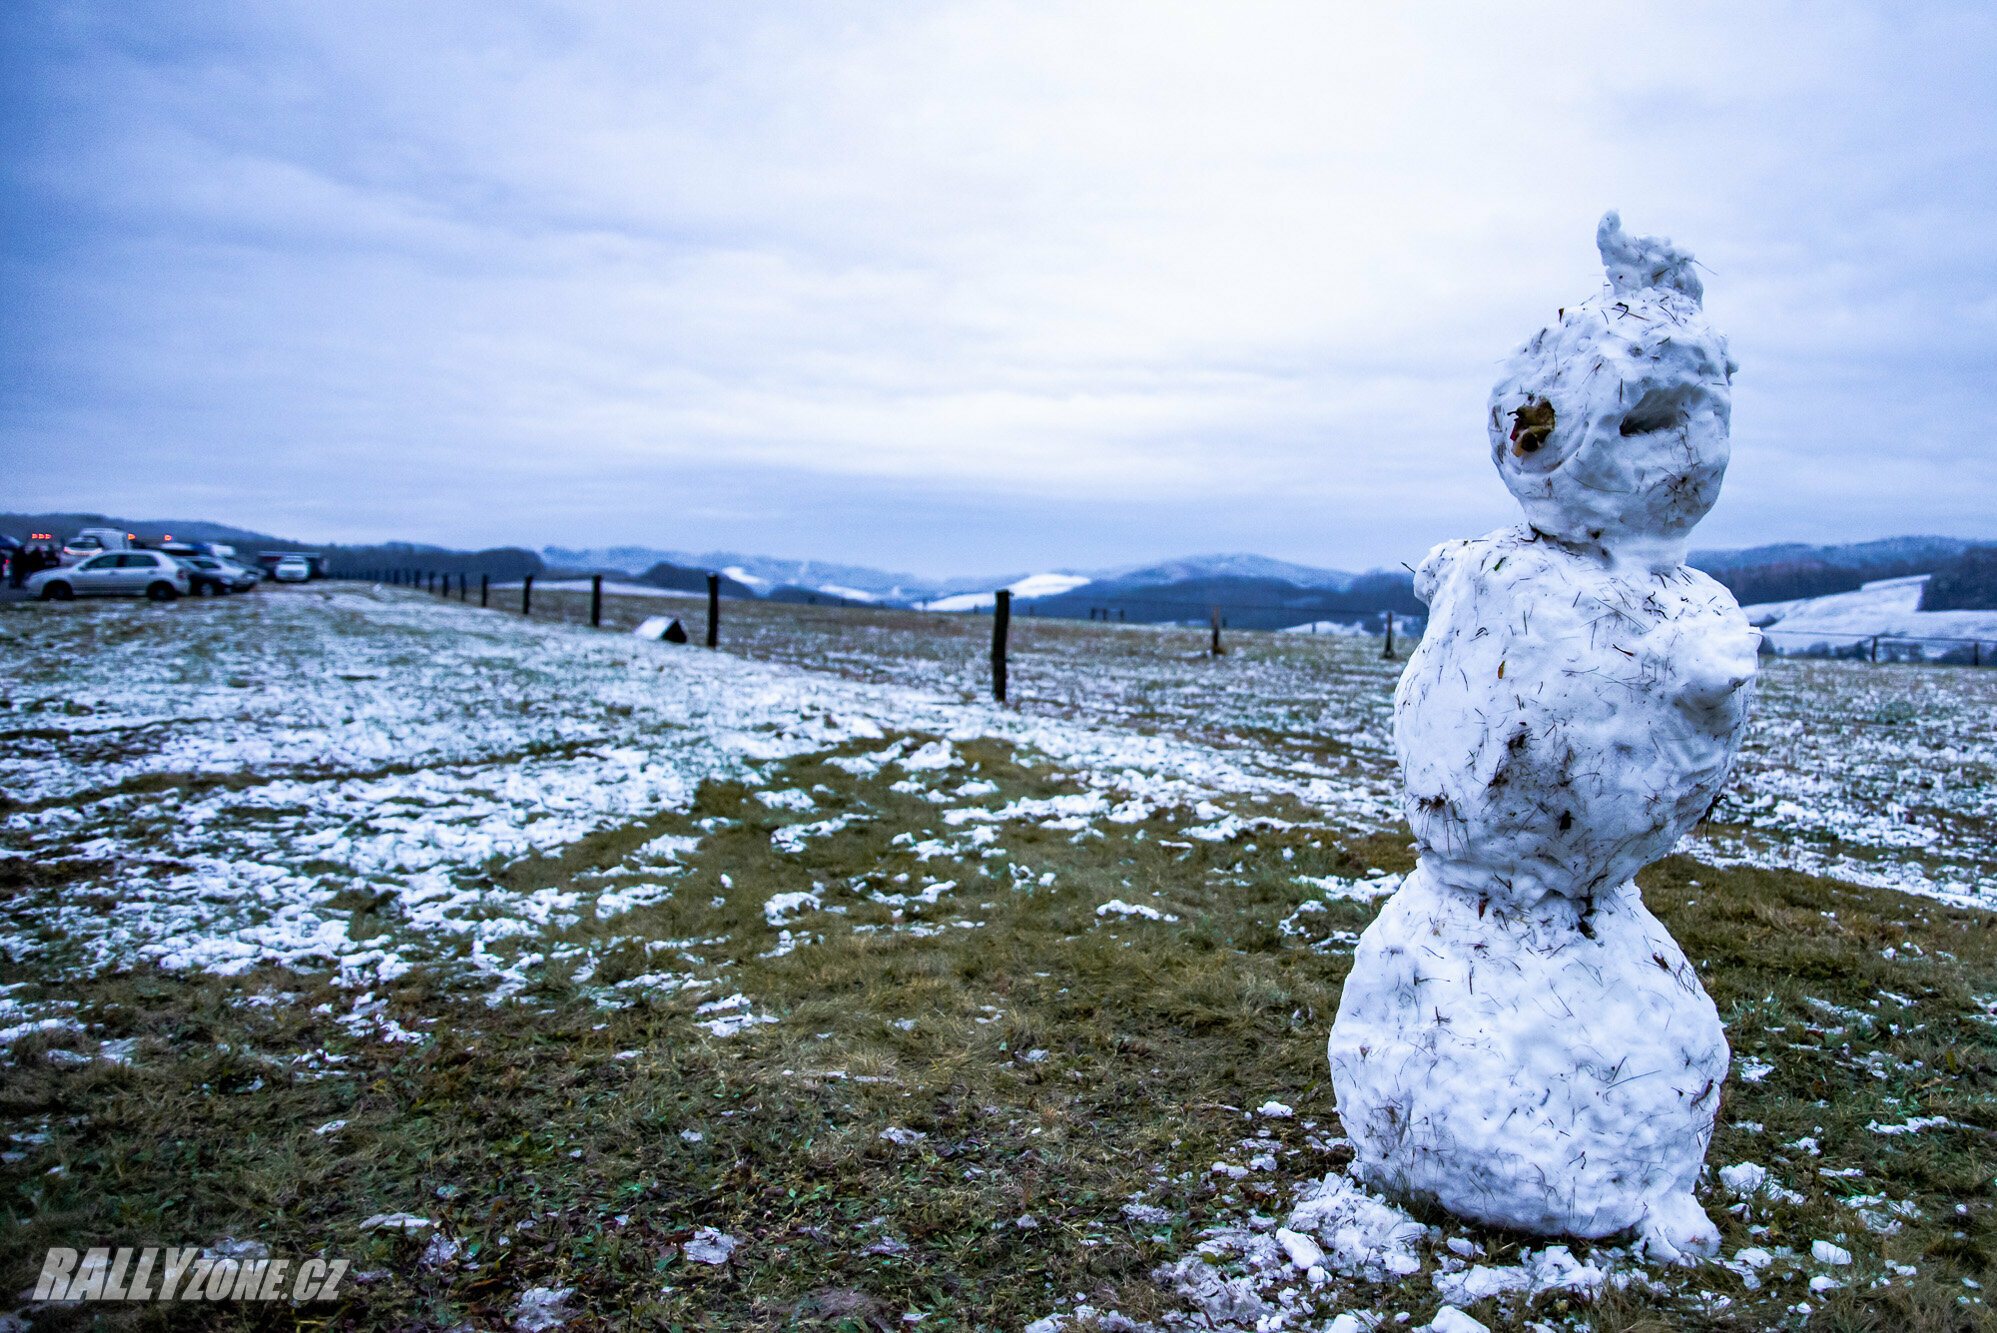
[29,550,189,602]
[59,527,134,565]
[271,556,312,583]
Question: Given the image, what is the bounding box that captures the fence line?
[326,573,1995,703]
[1759,626,1992,665]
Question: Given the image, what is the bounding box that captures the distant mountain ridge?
[544,547,1359,601]
[0,513,537,579]
[9,513,1988,619]
[1,512,308,550]
[543,546,955,600]
[1086,553,1357,592]
[1689,536,1981,606]
[1689,536,1975,574]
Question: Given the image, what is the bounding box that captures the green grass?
[6,730,1997,1331]
[3,588,1994,1330]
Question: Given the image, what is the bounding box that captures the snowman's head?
[1487,212,1737,570]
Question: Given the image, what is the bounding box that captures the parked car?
[59,527,135,565]
[256,550,326,580]
[271,555,312,583]
[174,555,260,596]
[29,550,189,602]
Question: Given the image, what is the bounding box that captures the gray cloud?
[4,1,1993,574]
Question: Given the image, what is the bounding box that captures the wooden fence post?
[1871,634,1879,663]
[1382,612,1396,661]
[459,572,467,601]
[522,574,533,617]
[591,573,603,628]
[1210,605,1223,656]
[706,573,720,649]
[992,589,1012,702]
[480,574,489,607]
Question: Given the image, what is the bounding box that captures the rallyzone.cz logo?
[33,1247,349,1303]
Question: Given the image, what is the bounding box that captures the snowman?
[1325,213,1759,1263]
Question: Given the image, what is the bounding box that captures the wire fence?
[1758,626,1994,665]
[341,569,1996,704]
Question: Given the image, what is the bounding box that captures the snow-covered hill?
[917,573,1094,611]
[1088,553,1356,590]
[1747,575,1997,656]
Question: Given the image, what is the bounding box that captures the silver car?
[29,550,190,602]
[175,555,260,595]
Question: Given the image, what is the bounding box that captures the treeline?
[1921,548,1997,611]
[1696,555,1937,606]
[1022,571,1422,631]
[634,562,760,599]
[326,544,543,581]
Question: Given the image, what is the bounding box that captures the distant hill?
[328,545,543,581]
[541,547,1360,603]
[1,513,541,580]
[542,546,682,576]
[1088,552,1358,591]
[1019,571,1420,631]
[1690,536,1979,605]
[24,513,1990,618]
[1690,536,1976,573]
[545,546,950,601]
[1921,546,1997,611]
[637,562,761,600]
[0,512,300,550]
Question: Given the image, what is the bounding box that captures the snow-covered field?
[1747,574,1997,659]
[4,580,1991,1011]
[0,586,1410,992]
[3,585,1994,1329]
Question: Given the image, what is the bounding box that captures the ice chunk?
[1421,1307,1489,1333]
[1095,899,1179,923]
[682,1227,739,1265]
[1719,1163,1768,1196]
[1271,1227,1323,1271]
[511,1285,577,1331]
[1284,1173,1429,1279]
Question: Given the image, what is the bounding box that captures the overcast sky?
[4,2,1993,577]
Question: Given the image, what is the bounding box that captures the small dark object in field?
[663,618,688,644]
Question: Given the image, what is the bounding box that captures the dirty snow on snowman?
[1327,212,1757,1264]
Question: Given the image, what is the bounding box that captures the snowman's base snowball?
[1327,865,1725,1258]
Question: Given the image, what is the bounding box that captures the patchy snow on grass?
[1095,899,1179,923]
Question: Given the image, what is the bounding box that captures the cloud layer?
[4,1,1994,573]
